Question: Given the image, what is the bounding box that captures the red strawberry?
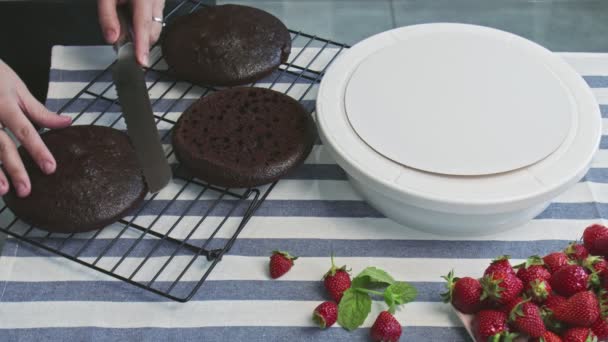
[370,311,402,342]
[509,300,546,338]
[531,331,562,342]
[562,327,597,342]
[554,291,600,327]
[269,250,297,279]
[594,237,608,258]
[591,317,608,339]
[526,279,552,304]
[516,257,551,286]
[480,270,524,306]
[323,255,351,303]
[566,242,590,263]
[441,271,484,314]
[473,310,509,341]
[312,301,337,329]
[484,255,515,277]
[544,252,571,274]
[583,224,608,255]
[550,265,591,297]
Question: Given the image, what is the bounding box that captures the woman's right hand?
[0,60,72,197]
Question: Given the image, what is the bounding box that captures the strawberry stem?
[323,253,349,279]
[480,274,505,302]
[440,270,457,303]
[589,271,601,290]
[272,250,298,261]
[501,332,519,342]
[514,255,544,269]
[508,298,531,323]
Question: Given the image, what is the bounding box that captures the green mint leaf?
[352,267,396,289]
[385,282,418,305]
[337,288,372,331]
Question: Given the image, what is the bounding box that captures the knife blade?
[111,7,172,193]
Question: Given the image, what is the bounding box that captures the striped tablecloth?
[1,46,608,342]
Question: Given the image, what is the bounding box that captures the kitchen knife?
[111,6,172,193]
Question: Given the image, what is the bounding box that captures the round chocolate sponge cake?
[172,87,315,188]
[3,125,148,233]
[161,4,292,86]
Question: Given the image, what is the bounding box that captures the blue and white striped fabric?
[1,46,608,341]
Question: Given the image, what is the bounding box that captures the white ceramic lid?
[316,24,602,213]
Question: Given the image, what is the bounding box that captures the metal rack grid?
[0,0,348,302]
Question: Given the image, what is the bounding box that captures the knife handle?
[114,5,133,51]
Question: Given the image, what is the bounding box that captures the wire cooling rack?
[0,0,348,302]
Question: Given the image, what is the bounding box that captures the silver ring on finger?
[152,16,165,27]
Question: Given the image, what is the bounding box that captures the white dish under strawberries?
[316,23,602,235]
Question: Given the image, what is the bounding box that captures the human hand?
[0,61,72,197]
[97,0,166,66]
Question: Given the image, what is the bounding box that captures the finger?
[0,167,8,196]
[0,130,30,197]
[132,0,152,66]
[149,0,166,45]
[2,104,57,176]
[97,0,120,44]
[19,91,72,129]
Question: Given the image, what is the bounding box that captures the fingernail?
[16,182,28,197]
[142,53,149,67]
[43,160,55,174]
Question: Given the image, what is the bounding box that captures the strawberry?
[583,224,608,255]
[485,255,515,277]
[550,265,591,297]
[593,237,608,258]
[370,311,402,342]
[544,252,571,274]
[473,310,509,341]
[480,270,524,306]
[554,291,600,327]
[441,271,484,314]
[526,279,552,304]
[566,242,590,263]
[509,300,546,338]
[531,331,562,342]
[323,255,351,303]
[312,301,337,329]
[562,327,597,342]
[591,317,608,339]
[516,256,551,286]
[269,250,297,279]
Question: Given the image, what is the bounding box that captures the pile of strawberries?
[269,251,416,342]
[443,224,608,342]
